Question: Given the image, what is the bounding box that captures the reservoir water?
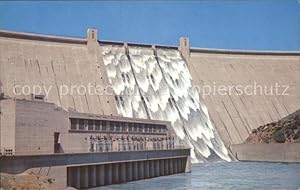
[93,162,300,190]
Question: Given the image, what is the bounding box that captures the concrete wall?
[0,149,190,174]
[14,100,68,154]
[1,99,174,155]
[0,100,16,155]
[1,30,300,150]
[0,149,191,188]
[186,50,300,146]
[230,143,300,163]
[0,31,118,116]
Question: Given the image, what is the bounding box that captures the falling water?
[102,45,231,163]
[102,45,148,119]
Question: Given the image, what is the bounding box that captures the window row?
[70,118,167,134]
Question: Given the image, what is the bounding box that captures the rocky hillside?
[246,109,300,144]
[0,172,70,190]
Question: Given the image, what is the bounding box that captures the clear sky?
[0,0,300,51]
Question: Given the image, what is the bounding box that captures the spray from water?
[102,45,231,162]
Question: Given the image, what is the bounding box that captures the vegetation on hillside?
[246,109,300,144]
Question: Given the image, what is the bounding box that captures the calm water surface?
[93,162,300,190]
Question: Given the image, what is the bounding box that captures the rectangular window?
[134,123,138,132]
[156,125,161,133]
[116,122,120,131]
[128,123,133,132]
[149,126,153,133]
[145,124,149,133]
[88,120,94,130]
[110,121,115,131]
[138,124,143,132]
[121,122,126,131]
[79,120,85,130]
[102,121,107,131]
[95,120,101,130]
[70,119,77,130]
[155,125,160,133]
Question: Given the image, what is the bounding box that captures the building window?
[70,119,77,130]
[88,120,94,130]
[31,94,45,102]
[149,126,153,133]
[121,122,126,131]
[79,119,85,130]
[95,120,101,130]
[3,149,13,156]
[110,121,115,131]
[128,123,133,132]
[154,125,159,133]
[102,121,107,131]
[116,122,120,132]
[138,124,143,132]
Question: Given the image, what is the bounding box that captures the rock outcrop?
[0,172,69,190]
[246,109,300,144]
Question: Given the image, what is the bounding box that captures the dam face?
[102,45,230,162]
[187,51,300,147]
[1,29,300,163]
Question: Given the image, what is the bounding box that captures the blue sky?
[0,0,300,51]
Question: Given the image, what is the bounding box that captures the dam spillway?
[102,45,230,162]
[0,28,299,169]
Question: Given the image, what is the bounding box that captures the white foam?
[103,45,231,162]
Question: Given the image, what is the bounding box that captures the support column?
[138,161,145,180]
[126,162,133,182]
[178,158,182,173]
[174,159,178,174]
[67,167,72,187]
[164,159,169,175]
[144,161,150,179]
[75,167,80,189]
[155,160,160,177]
[80,166,89,189]
[133,161,139,181]
[100,165,105,185]
[113,163,119,184]
[184,157,191,173]
[105,164,112,185]
[169,159,173,175]
[120,162,126,183]
[89,165,96,187]
[149,160,155,178]
[96,165,105,186]
[159,159,165,176]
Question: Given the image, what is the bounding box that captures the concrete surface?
[185,48,300,147]
[1,29,300,155]
[0,149,190,174]
[0,149,190,188]
[230,143,300,163]
[1,99,176,155]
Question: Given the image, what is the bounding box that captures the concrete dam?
[1,28,300,164]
